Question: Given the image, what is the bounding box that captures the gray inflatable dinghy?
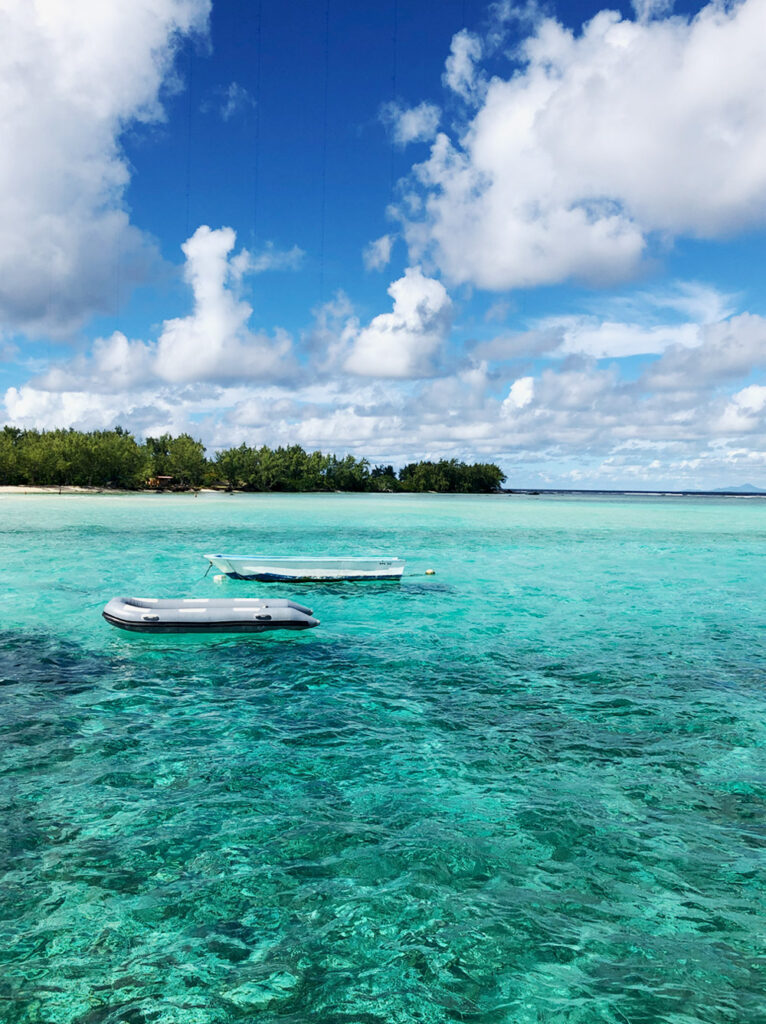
[103,596,319,633]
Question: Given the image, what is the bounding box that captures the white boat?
[103,596,319,633]
[203,553,405,582]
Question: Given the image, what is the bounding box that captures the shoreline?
[1,485,764,498]
[0,485,218,495]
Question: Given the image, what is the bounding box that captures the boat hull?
[204,554,405,582]
[103,596,319,634]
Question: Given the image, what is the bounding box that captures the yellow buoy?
[425,568,436,575]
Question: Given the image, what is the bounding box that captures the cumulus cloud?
[155,226,293,381]
[482,310,766,469]
[14,268,763,484]
[717,385,766,433]
[503,376,535,410]
[37,332,154,394]
[642,313,766,391]
[344,267,453,378]
[443,30,484,102]
[3,1,764,491]
[381,102,441,145]
[0,0,210,336]
[6,316,766,488]
[4,387,125,431]
[302,292,360,371]
[363,235,394,271]
[32,225,295,391]
[399,0,766,290]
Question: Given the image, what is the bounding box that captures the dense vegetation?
[0,427,506,493]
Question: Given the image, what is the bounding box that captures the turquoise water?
[1,491,765,1024]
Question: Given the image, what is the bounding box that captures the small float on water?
[103,596,319,634]
[203,553,405,582]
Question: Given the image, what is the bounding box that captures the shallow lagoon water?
[1,491,765,1023]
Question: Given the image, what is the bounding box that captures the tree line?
[0,427,506,493]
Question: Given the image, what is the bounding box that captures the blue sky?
[2,0,766,488]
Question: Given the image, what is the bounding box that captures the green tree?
[215,443,250,490]
[89,429,149,488]
[166,434,207,488]
[398,458,505,493]
[0,425,506,493]
[145,434,173,478]
[0,426,22,484]
[325,454,370,491]
[369,465,399,492]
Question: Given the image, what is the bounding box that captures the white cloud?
[419,361,492,420]
[620,281,738,326]
[230,242,304,278]
[220,81,255,121]
[4,247,765,490]
[717,385,766,433]
[487,0,544,42]
[363,235,394,271]
[303,292,360,371]
[6,327,766,488]
[31,225,295,390]
[3,2,764,492]
[7,243,763,486]
[201,82,256,120]
[503,376,535,410]
[381,102,441,145]
[734,385,766,415]
[473,281,737,361]
[37,332,154,393]
[0,0,210,336]
[443,30,484,103]
[155,226,293,382]
[399,0,766,290]
[4,386,137,432]
[632,0,674,23]
[472,327,560,361]
[344,267,453,378]
[484,299,513,324]
[643,313,766,391]
[546,315,701,359]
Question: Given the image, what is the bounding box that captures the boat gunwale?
[204,553,404,564]
[102,611,314,633]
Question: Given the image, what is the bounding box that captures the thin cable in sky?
[319,0,331,304]
[390,0,399,196]
[252,0,262,246]
[184,45,193,238]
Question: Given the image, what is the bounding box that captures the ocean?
[1,491,764,1023]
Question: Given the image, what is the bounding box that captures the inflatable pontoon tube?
[103,596,319,633]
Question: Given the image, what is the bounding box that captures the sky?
[1,0,766,490]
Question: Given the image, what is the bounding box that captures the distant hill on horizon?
[712,483,766,494]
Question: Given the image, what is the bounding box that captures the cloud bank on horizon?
[1,0,766,489]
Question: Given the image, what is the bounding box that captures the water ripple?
[1,494,765,1022]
